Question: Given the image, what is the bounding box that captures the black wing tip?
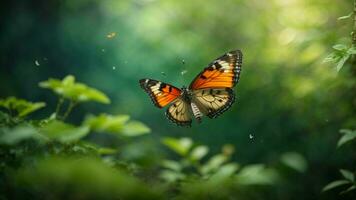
[165,109,192,127]
[139,78,164,109]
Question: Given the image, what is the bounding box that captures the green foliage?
[235,164,279,185]
[161,137,193,156]
[337,129,356,148]
[324,44,356,72]
[280,152,308,173]
[0,125,42,145]
[0,97,45,117]
[160,137,280,188]
[40,120,90,143]
[39,75,110,104]
[84,113,150,136]
[15,157,162,199]
[322,169,356,194]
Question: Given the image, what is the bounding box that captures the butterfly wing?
[192,88,235,118]
[165,97,192,126]
[139,79,181,108]
[189,50,242,90]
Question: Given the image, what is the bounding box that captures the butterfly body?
[140,50,242,127]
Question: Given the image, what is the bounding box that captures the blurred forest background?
[0,0,355,199]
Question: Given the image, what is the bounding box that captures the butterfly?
[139,50,242,127]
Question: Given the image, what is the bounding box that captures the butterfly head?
[181,86,192,102]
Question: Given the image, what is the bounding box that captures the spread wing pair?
[139,50,242,127]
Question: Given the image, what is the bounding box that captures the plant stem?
[55,97,64,118]
[353,0,356,47]
[62,100,77,121]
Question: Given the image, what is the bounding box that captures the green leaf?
[40,120,90,143]
[322,180,350,192]
[0,125,43,145]
[200,154,228,175]
[98,147,118,155]
[340,169,354,182]
[336,54,350,72]
[16,157,162,199]
[347,47,356,54]
[39,75,110,104]
[190,145,209,161]
[323,52,341,63]
[280,152,307,173]
[162,137,193,156]
[341,185,356,194]
[121,121,151,136]
[338,13,352,20]
[161,160,182,172]
[84,114,130,134]
[84,114,150,137]
[0,97,45,117]
[235,164,279,185]
[160,169,186,183]
[333,44,348,51]
[210,163,239,181]
[338,129,356,147]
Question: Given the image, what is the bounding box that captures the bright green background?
[0,0,355,199]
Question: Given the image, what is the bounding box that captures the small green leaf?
[84,114,130,134]
[161,160,182,172]
[333,44,348,51]
[98,147,117,155]
[121,121,151,136]
[39,75,110,104]
[210,163,239,181]
[338,13,352,20]
[235,164,279,185]
[0,97,45,117]
[160,170,186,183]
[162,137,193,156]
[340,169,354,182]
[40,120,90,143]
[0,125,42,145]
[347,47,356,54]
[338,129,356,147]
[323,52,341,63]
[336,54,350,72]
[200,154,228,175]
[341,185,356,194]
[322,180,350,192]
[190,145,209,161]
[280,152,307,173]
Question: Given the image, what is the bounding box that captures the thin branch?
[353,0,356,47]
[55,97,64,119]
[62,100,77,121]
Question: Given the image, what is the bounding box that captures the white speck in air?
[35,60,40,66]
[101,49,106,52]
[112,66,116,70]
[181,70,188,75]
[182,59,185,64]
[249,134,254,139]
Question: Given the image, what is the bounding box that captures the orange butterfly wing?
[139,79,181,108]
[189,50,242,90]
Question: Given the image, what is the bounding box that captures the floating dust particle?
[106,32,117,39]
[249,134,254,139]
[112,66,116,70]
[35,60,40,66]
[181,70,188,75]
